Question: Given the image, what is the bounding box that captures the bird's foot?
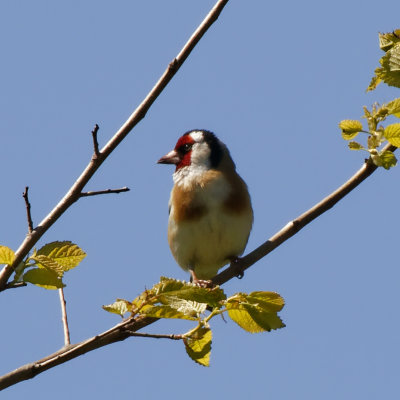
[229,257,245,279]
[190,270,214,288]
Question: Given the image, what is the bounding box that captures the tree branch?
[79,187,130,197]
[0,0,231,292]
[213,143,397,286]
[1,146,396,391]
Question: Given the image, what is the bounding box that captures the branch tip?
[22,186,34,234]
[79,187,130,197]
[91,124,100,156]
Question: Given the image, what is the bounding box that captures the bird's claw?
[230,257,245,279]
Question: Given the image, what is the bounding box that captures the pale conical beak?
[157,149,180,165]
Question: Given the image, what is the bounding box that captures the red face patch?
[174,134,195,171]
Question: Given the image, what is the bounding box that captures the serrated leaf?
[140,304,197,320]
[37,241,86,271]
[339,120,363,139]
[384,123,400,147]
[379,31,400,51]
[247,291,285,312]
[0,245,15,265]
[153,277,226,308]
[386,98,400,117]
[184,327,212,367]
[227,304,285,333]
[348,141,365,150]
[102,299,132,316]
[30,254,65,276]
[23,268,65,289]
[163,296,207,316]
[377,45,400,88]
[226,292,285,333]
[379,150,397,170]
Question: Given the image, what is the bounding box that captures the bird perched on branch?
[158,130,253,286]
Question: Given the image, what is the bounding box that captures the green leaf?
[30,254,65,276]
[102,299,132,316]
[37,241,86,271]
[339,120,363,140]
[386,98,400,118]
[23,268,65,289]
[379,31,400,51]
[0,245,15,265]
[379,150,397,170]
[348,141,365,151]
[384,123,400,147]
[377,45,400,88]
[247,291,285,312]
[226,292,285,333]
[153,277,226,308]
[184,327,212,367]
[140,304,197,320]
[163,296,207,316]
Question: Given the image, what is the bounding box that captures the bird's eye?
[181,143,193,153]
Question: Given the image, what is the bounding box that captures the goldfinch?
[158,130,253,285]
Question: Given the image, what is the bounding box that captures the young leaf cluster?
[103,277,285,366]
[0,241,86,290]
[367,30,400,91]
[339,101,400,169]
[338,30,400,169]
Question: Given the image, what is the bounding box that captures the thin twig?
[80,187,130,197]
[22,187,33,234]
[4,282,27,290]
[125,330,182,340]
[0,0,231,292]
[58,288,71,346]
[1,146,396,391]
[91,124,100,157]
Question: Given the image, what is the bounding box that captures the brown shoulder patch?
[223,172,252,214]
[171,185,208,222]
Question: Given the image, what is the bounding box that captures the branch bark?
[0,145,395,391]
[0,0,230,292]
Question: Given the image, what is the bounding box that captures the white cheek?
[190,142,211,167]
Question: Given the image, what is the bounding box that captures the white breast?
[168,170,252,279]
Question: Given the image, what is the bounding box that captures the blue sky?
[1,1,400,399]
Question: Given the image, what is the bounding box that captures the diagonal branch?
[0,146,395,390]
[213,143,397,285]
[0,0,231,292]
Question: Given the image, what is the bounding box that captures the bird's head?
[157,130,226,172]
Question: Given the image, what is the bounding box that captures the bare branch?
[22,187,33,234]
[212,143,397,286]
[80,187,130,197]
[58,289,71,346]
[0,0,231,291]
[91,124,100,157]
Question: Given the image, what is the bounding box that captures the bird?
[158,129,253,286]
